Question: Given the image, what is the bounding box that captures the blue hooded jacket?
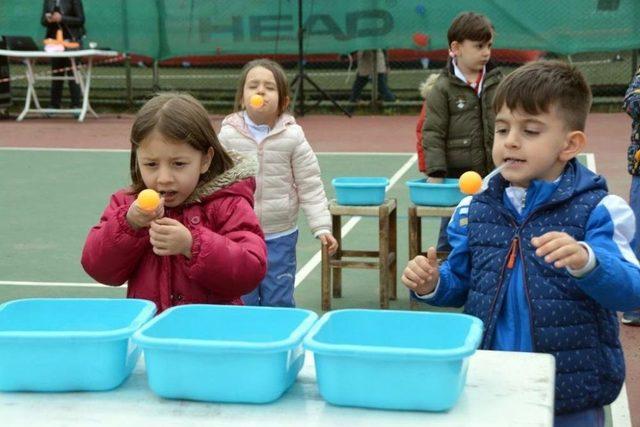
[416,159,640,414]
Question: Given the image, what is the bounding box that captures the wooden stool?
[321,199,397,310]
[408,204,455,310]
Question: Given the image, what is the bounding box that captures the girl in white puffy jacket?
[219,58,338,307]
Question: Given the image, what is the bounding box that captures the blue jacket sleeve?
[574,195,640,311]
[413,196,473,307]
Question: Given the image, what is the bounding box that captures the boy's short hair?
[447,12,494,46]
[492,60,592,131]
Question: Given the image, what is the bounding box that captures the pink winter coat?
[81,152,267,313]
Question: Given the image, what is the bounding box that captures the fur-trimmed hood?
[184,150,257,205]
[418,73,439,99]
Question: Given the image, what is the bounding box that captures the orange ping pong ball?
[459,171,483,195]
[137,189,160,211]
[249,94,264,108]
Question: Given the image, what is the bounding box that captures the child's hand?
[319,233,339,255]
[426,176,444,184]
[149,218,193,258]
[126,199,164,230]
[401,247,440,296]
[532,232,589,270]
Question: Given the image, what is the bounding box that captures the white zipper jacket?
[219,112,331,236]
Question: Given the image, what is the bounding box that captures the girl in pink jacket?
[219,59,338,307]
[81,93,267,313]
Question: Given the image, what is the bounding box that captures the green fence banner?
[1,1,639,60]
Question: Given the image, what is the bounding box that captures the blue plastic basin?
[304,309,483,411]
[406,178,466,206]
[332,177,389,205]
[0,298,156,392]
[132,305,318,403]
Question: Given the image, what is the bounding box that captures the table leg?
[408,206,421,310]
[17,59,36,121]
[389,204,397,300]
[321,243,331,311]
[75,57,91,122]
[332,214,342,298]
[379,205,389,309]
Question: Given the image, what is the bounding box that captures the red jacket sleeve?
[182,195,267,300]
[416,102,427,173]
[81,191,151,285]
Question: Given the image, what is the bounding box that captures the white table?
[0,49,119,122]
[0,350,555,427]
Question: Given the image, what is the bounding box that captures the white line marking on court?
[294,154,417,288]
[0,147,128,153]
[611,382,632,427]
[0,147,412,156]
[0,280,126,288]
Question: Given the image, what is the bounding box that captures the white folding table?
[0,49,119,122]
[0,350,555,427]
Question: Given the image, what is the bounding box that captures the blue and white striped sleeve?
[575,195,640,311]
[413,196,473,307]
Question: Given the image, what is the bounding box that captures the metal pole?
[371,50,378,105]
[125,54,133,108]
[297,0,305,116]
[152,60,160,92]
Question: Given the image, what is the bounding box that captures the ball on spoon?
[137,189,160,211]
[458,171,482,195]
[249,94,264,108]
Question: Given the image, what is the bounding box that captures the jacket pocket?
[446,138,473,170]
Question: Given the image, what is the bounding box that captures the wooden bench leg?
[408,206,421,311]
[389,205,397,300]
[379,205,389,309]
[321,243,331,311]
[332,214,342,298]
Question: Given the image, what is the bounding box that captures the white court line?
[0,151,415,290]
[0,280,124,288]
[294,154,417,288]
[0,147,412,156]
[611,382,632,427]
[0,147,129,153]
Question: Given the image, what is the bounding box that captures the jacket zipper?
[506,237,519,269]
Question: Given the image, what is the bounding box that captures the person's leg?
[553,406,604,427]
[68,64,82,108]
[259,231,298,307]
[622,175,640,324]
[241,284,262,306]
[436,217,453,253]
[50,58,65,109]
[349,75,370,103]
[630,175,640,258]
[377,73,396,102]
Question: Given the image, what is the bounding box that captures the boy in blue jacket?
[402,60,640,427]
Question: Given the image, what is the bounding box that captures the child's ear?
[283,96,291,111]
[558,130,587,162]
[200,148,214,174]
[450,41,460,57]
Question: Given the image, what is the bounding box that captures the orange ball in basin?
[459,171,482,195]
[137,189,160,211]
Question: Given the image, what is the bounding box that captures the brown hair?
[233,58,290,115]
[129,92,234,194]
[492,60,592,131]
[447,12,494,46]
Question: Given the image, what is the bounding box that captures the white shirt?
[452,59,486,97]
